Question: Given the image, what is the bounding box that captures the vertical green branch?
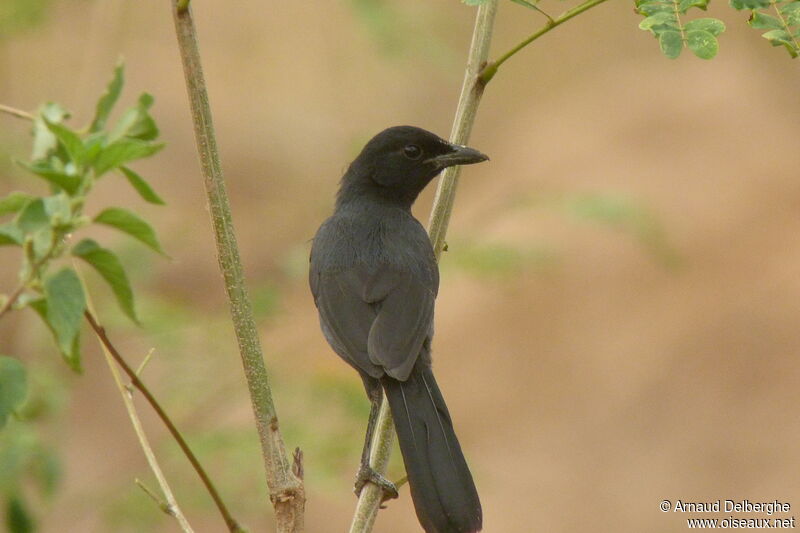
[169,2,304,531]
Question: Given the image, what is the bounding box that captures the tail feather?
[382,364,482,533]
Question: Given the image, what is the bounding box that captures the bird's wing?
[314,267,382,377]
[312,265,434,381]
[366,272,434,381]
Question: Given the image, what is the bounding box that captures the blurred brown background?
[1,1,800,532]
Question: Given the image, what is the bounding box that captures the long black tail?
[381,364,482,533]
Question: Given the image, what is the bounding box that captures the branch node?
[135,348,156,377]
[135,478,175,517]
[292,447,304,480]
[269,487,299,504]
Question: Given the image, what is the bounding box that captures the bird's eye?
[403,144,422,160]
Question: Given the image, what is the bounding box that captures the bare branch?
[85,311,245,532]
[168,1,304,530]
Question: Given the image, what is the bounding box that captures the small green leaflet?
[0,192,34,217]
[16,198,49,235]
[30,103,69,161]
[659,30,684,58]
[29,298,82,372]
[16,161,82,196]
[90,61,124,133]
[72,239,138,324]
[750,11,784,29]
[120,166,165,205]
[6,496,35,533]
[687,30,719,58]
[44,119,86,168]
[730,0,771,8]
[108,93,159,143]
[0,356,27,429]
[94,207,166,255]
[0,224,22,246]
[93,138,165,178]
[43,268,86,370]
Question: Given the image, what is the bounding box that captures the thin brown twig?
[0,103,34,121]
[0,285,26,320]
[84,310,245,533]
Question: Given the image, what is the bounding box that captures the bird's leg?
[354,386,398,503]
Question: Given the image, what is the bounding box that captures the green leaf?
[108,93,159,143]
[93,207,166,255]
[29,299,82,372]
[781,2,800,25]
[44,120,86,167]
[72,239,138,323]
[684,17,726,36]
[762,28,794,46]
[659,30,684,58]
[639,11,678,31]
[17,160,82,195]
[42,194,71,226]
[43,268,86,368]
[30,447,61,497]
[463,0,487,5]
[0,224,23,246]
[678,0,709,12]
[90,62,124,133]
[729,0,771,8]
[0,356,27,429]
[0,192,34,217]
[82,132,107,166]
[6,496,34,533]
[637,1,673,16]
[508,0,540,9]
[92,138,164,177]
[749,11,784,29]
[120,166,165,205]
[687,30,719,58]
[31,103,69,160]
[16,198,48,235]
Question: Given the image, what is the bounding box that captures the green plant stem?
[169,2,304,531]
[427,0,499,260]
[85,311,244,533]
[1,233,62,320]
[480,0,610,84]
[349,2,499,532]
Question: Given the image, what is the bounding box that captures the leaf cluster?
[731,0,800,56]
[0,62,166,372]
[636,0,726,58]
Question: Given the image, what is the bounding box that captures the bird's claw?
[354,464,399,506]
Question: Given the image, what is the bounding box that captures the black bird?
[309,126,488,533]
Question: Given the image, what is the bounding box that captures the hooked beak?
[425,143,489,169]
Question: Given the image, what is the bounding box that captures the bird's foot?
[354,464,399,506]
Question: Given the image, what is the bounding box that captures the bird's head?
[339,126,488,208]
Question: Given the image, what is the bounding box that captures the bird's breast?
[311,208,437,283]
